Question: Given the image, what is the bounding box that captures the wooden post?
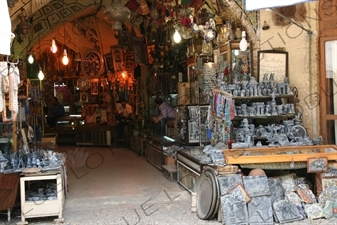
[12,122,17,152]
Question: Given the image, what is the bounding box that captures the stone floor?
[1,146,337,225]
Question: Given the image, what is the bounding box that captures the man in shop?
[46,97,65,128]
[152,98,176,135]
[115,98,133,138]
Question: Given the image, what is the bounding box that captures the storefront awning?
[0,1,15,56]
[244,0,317,11]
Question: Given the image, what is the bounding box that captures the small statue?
[241,104,248,116]
[265,104,271,116]
[269,73,275,83]
[263,74,269,84]
[277,105,284,115]
[284,77,293,95]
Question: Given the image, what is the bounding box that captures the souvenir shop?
[0,0,337,224]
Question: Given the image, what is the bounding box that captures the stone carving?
[221,194,249,225]
[218,174,243,195]
[243,176,270,197]
[247,196,273,224]
[273,199,303,223]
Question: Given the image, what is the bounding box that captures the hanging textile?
[8,63,20,121]
[0,61,6,112]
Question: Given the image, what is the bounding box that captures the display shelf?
[232,94,294,100]
[233,113,295,120]
[18,172,65,224]
[223,145,337,164]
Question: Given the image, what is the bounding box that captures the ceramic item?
[323,200,333,219]
[304,203,323,219]
[285,192,307,218]
[318,188,337,208]
[280,174,297,192]
[297,187,316,204]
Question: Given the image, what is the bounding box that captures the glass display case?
[218,40,252,84]
[176,147,205,193]
[175,104,211,146]
[146,135,181,170]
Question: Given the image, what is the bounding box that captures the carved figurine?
[241,104,248,116]
[284,77,293,95]
[265,103,271,116]
[257,84,263,96]
[277,105,284,115]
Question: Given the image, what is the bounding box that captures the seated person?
[152,98,176,135]
[115,98,133,138]
[46,97,65,127]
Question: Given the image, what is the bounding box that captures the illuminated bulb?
[173,29,181,43]
[28,54,34,64]
[239,31,248,51]
[121,71,127,79]
[51,38,57,53]
[38,69,44,80]
[62,49,69,65]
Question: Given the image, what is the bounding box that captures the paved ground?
[1,147,337,225]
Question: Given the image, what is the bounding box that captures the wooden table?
[223,145,337,195]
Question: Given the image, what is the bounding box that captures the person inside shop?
[46,97,65,128]
[115,98,133,138]
[152,98,176,135]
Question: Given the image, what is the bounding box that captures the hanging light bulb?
[239,31,248,51]
[28,53,34,64]
[51,38,57,53]
[173,29,181,43]
[62,49,69,65]
[38,68,44,80]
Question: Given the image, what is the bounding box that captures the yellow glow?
[38,69,44,80]
[122,71,127,79]
[28,54,34,64]
[173,29,181,43]
[51,39,57,53]
[62,49,69,65]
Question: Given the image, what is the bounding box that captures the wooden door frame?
[319,36,337,143]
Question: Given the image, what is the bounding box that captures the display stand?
[17,171,65,225]
[209,88,233,145]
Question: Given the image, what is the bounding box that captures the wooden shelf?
[232,94,294,100]
[234,113,295,120]
[223,145,337,164]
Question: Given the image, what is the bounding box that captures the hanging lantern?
[16,8,32,35]
[105,0,131,31]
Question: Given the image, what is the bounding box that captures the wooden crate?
[223,145,337,164]
[165,155,176,165]
[41,133,58,145]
